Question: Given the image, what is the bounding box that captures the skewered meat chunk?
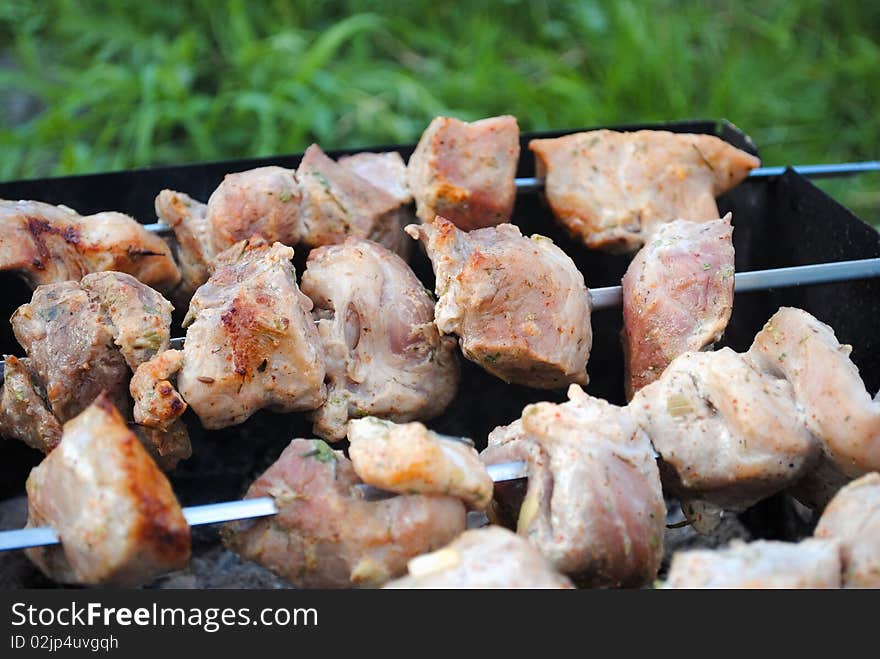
[11,272,173,421]
[300,238,458,440]
[348,417,493,510]
[207,166,303,255]
[222,438,466,588]
[407,115,520,231]
[134,238,325,430]
[528,130,760,252]
[338,152,414,259]
[157,147,411,298]
[80,271,175,371]
[481,386,665,587]
[406,217,592,388]
[746,307,880,477]
[155,189,213,301]
[814,472,880,587]
[5,272,190,468]
[622,215,734,399]
[11,280,132,422]
[24,393,190,586]
[0,355,62,452]
[178,238,325,427]
[297,144,406,253]
[665,539,842,589]
[130,350,186,431]
[205,148,408,256]
[339,151,412,206]
[630,349,820,524]
[0,199,181,293]
[383,526,574,589]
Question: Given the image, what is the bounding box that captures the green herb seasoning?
[132,330,163,350]
[301,440,337,463]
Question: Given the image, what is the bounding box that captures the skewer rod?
[2,258,878,371]
[0,461,528,552]
[732,258,880,294]
[588,258,880,311]
[520,160,880,193]
[141,160,880,234]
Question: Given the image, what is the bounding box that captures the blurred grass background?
[0,0,877,223]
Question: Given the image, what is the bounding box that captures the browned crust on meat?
[218,292,287,378]
[25,217,81,272]
[93,393,190,568]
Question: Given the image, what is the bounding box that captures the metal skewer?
[141,160,880,234]
[0,461,529,552]
[590,258,880,309]
[2,258,879,372]
[515,160,880,194]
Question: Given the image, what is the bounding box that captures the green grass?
[1,0,878,222]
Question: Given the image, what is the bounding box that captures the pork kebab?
[227,301,865,589]
[156,146,415,300]
[130,235,458,440]
[4,305,878,589]
[0,271,191,469]
[475,306,879,583]
[529,128,761,252]
[0,199,181,294]
[0,119,758,306]
[23,393,190,586]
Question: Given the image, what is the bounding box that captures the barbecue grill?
[1,119,877,588]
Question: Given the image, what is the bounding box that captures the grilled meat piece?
[337,151,416,261]
[24,393,190,586]
[207,166,303,256]
[80,271,174,371]
[664,539,841,589]
[135,238,325,430]
[222,438,466,588]
[0,355,62,453]
[155,189,213,302]
[407,115,520,230]
[157,148,411,299]
[339,151,412,206]
[5,272,189,468]
[0,199,181,293]
[300,238,458,440]
[11,272,173,421]
[407,217,592,388]
[348,417,493,510]
[338,151,414,259]
[481,385,665,587]
[130,349,187,431]
[528,130,760,252]
[12,280,132,422]
[814,472,880,587]
[630,349,820,523]
[622,216,734,399]
[297,144,406,253]
[383,526,574,589]
[747,307,880,477]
